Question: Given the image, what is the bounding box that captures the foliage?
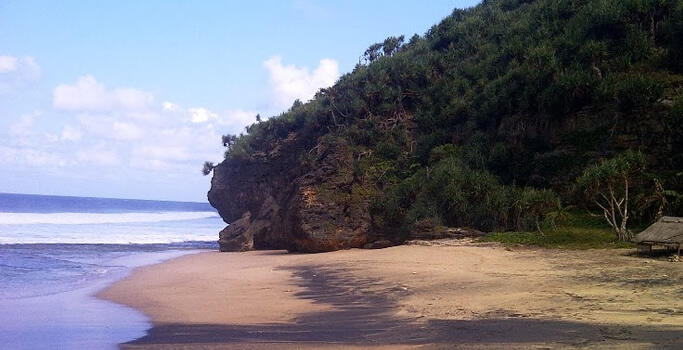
[544,201,576,230]
[210,0,682,238]
[633,176,683,221]
[201,161,214,176]
[370,148,558,233]
[516,188,559,234]
[483,210,635,249]
[576,150,646,240]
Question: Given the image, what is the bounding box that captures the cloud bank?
[53,75,154,112]
[4,74,259,176]
[2,54,339,196]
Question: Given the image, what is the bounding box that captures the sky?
[0,0,480,202]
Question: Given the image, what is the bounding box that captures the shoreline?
[100,241,683,349]
[0,247,208,350]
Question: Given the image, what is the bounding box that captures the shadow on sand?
[125,265,682,349]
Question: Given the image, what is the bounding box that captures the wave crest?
[0,211,219,225]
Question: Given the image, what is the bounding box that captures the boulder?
[218,212,253,252]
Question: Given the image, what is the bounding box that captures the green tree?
[221,134,237,148]
[363,43,383,63]
[516,188,558,235]
[544,200,576,230]
[382,35,405,56]
[201,161,215,176]
[577,151,646,241]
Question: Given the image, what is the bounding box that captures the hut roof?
[633,216,683,244]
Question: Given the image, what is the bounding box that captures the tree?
[516,188,558,235]
[544,200,575,230]
[202,161,215,176]
[634,177,683,222]
[256,113,262,123]
[363,42,383,63]
[577,151,645,241]
[222,134,237,148]
[382,35,405,56]
[290,99,303,111]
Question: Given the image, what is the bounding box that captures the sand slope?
[99,240,682,349]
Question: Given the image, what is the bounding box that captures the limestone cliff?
[209,134,377,252]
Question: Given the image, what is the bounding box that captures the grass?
[481,210,637,249]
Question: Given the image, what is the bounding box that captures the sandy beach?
[99,240,682,349]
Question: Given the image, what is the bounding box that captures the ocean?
[0,193,224,349]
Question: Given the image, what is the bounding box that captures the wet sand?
[99,240,682,349]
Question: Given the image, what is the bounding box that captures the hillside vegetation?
[212,0,682,246]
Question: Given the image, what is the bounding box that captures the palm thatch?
[633,217,683,245]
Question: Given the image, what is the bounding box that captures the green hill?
[208,0,682,252]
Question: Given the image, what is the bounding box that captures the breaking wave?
[0,211,219,225]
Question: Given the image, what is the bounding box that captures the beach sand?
[99,240,682,349]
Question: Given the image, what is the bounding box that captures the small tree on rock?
[577,151,645,241]
[201,161,215,176]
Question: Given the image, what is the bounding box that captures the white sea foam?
[0,211,218,225]
[0,228,219,244]
[0,232,218,244]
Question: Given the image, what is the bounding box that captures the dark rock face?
[209,135,374,253]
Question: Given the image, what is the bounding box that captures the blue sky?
[0,0,479,202]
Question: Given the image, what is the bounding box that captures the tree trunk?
[595,178,631,242]
[535,217,544,236]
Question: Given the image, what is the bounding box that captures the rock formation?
[209,135,377,252]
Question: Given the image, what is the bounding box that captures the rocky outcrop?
[218,212,253,252]
[408,218,486,240]
[209,135,375,253]
[208,134,486,253]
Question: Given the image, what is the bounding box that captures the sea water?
[0,193,224,349]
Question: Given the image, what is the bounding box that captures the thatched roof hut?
[633,216,683,254]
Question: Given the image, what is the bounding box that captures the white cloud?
[112,121,144,140]
[263,56,339,109]
[162,101,180,112]
[44,133,60,143]
[216,109,259,134]
[112,87,154,111]
[0,145,69,167]
[127,111,160,122]
[77,144,119,166]
[0,56,18,73]
[6,72,267,180]
[53,75,154,112]
[128,125,220,171]
[222,109,256,125]
[60,125,82,142]
[188,107,218,123]
[0,55,41,93]
[9,114,36,136]
[25,149,68,167]
[133,145,191,162]
[77,115,145,140]
[37,59,341,175]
